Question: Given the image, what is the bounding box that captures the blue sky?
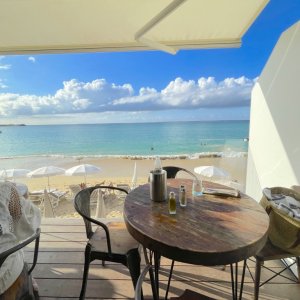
[0,0,299,125]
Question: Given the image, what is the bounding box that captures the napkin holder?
[149,169,167,202]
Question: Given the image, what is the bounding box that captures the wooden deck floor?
[25,218,300,299]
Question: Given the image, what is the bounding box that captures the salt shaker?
[179,185,187,207]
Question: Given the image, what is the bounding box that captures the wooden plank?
[32,263,135,280]
[41,218,84,225]
[26,241,86,251]
[36,278,135,298]
[39,232,86,242]
[40,225,86,233]
[25,251,85,264]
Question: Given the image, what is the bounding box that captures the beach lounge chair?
[40,190,66,217]
[69,184,82,200]
[39,190,55,217]
[116,183,131,193]
[74,185,141,299]
[116,184,131,200]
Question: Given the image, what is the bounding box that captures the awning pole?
[135,0,188,54]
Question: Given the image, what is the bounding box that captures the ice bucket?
[149,169,167,202]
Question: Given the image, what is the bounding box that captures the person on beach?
[0,182,41,299]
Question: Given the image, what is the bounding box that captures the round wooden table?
[124,179,269,299]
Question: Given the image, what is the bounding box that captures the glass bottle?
[168,191,176,214]
[179,186,187,207]
[192,178,203,196]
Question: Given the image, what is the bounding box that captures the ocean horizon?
[0,120,249,159]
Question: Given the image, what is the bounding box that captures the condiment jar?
[168,191,176,214]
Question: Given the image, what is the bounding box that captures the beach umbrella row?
[27,166,66,190]
[65,164,102,184]
[0,168,31,180]
[1,163,138,192]
[0,164,103,189]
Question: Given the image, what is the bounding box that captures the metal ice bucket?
[149,169,167,202]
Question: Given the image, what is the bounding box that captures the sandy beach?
[2,155,247,218]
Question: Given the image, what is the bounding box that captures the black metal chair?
[74,185,141,299]
[0,228,40,299]
[163,166,197,179]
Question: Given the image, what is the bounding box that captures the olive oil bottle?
[168,191,176,214]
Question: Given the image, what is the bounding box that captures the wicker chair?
[74,185,141,299]
[0,229,40,299]
[251,240,300,300]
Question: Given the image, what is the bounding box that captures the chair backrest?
[0,229,40,273]
[163,166,197,179]
[74,185,129,240]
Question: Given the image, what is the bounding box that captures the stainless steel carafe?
[149,169,167,202]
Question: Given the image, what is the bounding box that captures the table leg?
[154,251,161,298]
[165,259,175,300]
[230,260,246,300]
[142,247,159,300]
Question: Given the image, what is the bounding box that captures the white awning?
[0,0,269,55]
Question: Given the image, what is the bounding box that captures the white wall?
[246,21,300,201]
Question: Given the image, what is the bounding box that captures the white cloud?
[0,65,11,70]
[0,76,255,118]
[28,56,36,63]
[110,76,254,110]
[0,79,7,89]
[0,56,11,70]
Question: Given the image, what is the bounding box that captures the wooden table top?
[124,179,269,266]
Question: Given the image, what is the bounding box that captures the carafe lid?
[154,156,162,171]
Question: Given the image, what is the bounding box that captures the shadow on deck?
[24,218,300,299]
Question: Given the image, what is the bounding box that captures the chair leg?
[254,259,262,300]
[80,244,92,300]
[296,257,300,283]
[127,248,141,289]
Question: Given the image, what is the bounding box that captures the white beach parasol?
[65,164,102,184]
[0,168,31,180]
[27,166,65,190]
[194,166,230,180]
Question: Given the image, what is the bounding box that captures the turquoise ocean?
[0,121,249,159]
